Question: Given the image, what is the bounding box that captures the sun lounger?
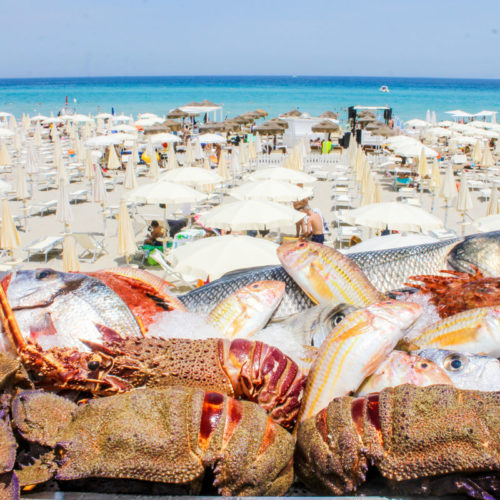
[25,236,64,262]
[28,200,58,216]
[69,189,89,203]
[148,249,198,290]
[427,228,458,240]
[72,232,106,262]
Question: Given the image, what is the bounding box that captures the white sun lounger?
[69,189,89,203]
[72,232,106,262]
[25,236,64,262]
[28,200,58,217]
[148,249,198,289]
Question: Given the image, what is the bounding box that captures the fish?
[269,303,358,347]
[404,305,500,357]
[207,281,285,339]
[416,348,500,392]
[356,350,452,396]
[297,300,422,423]
[277,241,384,307]
[178,265,313,320]
[346,230,500,291]
[2,269,143,353]
[446,230,500,276]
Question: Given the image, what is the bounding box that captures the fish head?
[236,280,286,312]
[5,269,86,310]
[367,300,422,332]
[485,304,500,330]
[448,231,500,276]
[277,240,320,274]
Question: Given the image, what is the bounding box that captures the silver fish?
[346,230,500,291]
[178,265,313,320]
[270,303,357,347]
[3,269,142,352]
[417,348,500,392]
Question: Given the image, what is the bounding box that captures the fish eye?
[418,362,428,369]
[36,270,54,280]
[444,354,466,372]
[87,360,100,371]
[251,284,259,289]
[331,314,345,327]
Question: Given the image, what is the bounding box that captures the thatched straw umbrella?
[253,109,268,118]
[233,114,255,124]
[199,121,228,133]
[320,111,338,119]
[364,120,385,131]
[357,110,376,120]
[311,120,340,140]
[371,125,397,137]
[281,109,302,118]
[167,108,189,119]
[143,124,172,135]
[268,118,289,129]
[255,122,286,151]
[162,119,182,131]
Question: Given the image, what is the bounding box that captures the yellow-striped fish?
[277,241,383,307]
[407,305,500,357]
[206,280,285,339]
[297,300,422,423]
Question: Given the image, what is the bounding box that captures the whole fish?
[297,300,422,423]
[356,350,452,396]
[277,241,384,307]
[269,303,357,347]
[416,348,500,392]
[2,269,143,353]
[207,281,285,339]
[179,265,313,320]
[405,305,500,357]
[346,230,500,291]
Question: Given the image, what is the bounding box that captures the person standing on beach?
[300,204,325,244]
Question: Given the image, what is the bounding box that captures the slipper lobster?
[295,384,500,497]
[11,387,295,496]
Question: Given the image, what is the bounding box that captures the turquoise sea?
[0,76,499,124]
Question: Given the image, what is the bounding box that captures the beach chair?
[24,236,64,262]
[28,200,58,217]
[69,189,89,204]
[148,249,199,290]
[72,232,106,263]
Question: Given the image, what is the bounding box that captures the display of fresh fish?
[346,230,500,291]
[405,305,500,357]
[2,269,143,352]
[207,281,285,339]
[416,348,500,392]
[356,350,452,396]
[270,303,357,347]
[277,241,384,307]
[297,300,422,423]
[179,265,313,320]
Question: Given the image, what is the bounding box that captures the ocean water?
[0,76,499,124]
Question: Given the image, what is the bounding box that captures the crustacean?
[295,384,500,499]
[407,267,500,318]
[11,387,295,496]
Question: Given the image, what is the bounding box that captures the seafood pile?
[0,231,498,498]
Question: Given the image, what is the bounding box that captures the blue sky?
[1,0,499,78]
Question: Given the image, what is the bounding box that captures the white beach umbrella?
[248,167,316,184]
[341,202,443,232]
[56,180,73,231]
[167,148,179,170]
[481,145,495,168]
[230,150,241,178]
[16,164,29,201]
[472,140,483,164]
[487,186,499,216]
[418,147,429,178]
[93,166,108,204]
[107,145,121,170]
[149,133,181,145]
[62,235,80,272]
[0,129,14,139]
[456,174,473,216]
[0,181,12,195]
[84,150,95,180]
[160,166,222,186]
[170,235,280,281]
[149,150,160,181]
[406,118,429,129]
[127,181,206,205]
[440,163,457,227]
[0,199,20,252]
[33,123,42,147]
[118,201,137,262]
[184,141,194,165]
[473,214,500,232]
[217,150,229,180]
[198,133,226,144]
[0,143,11,166]
[229,180,313,203]
[198,199,304,231]
[25,143,39,175]
[193,138,204,160]
[255,133,262,154]
[124,156,137,190]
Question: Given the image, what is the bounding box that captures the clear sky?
[1,0,499,79]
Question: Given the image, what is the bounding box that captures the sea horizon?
[1,75,499,123]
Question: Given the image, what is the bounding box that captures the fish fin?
[95,324,122,343]
[134,315,147,337]
[29,313,57,341]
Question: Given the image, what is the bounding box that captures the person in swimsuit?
[300,204,325,244]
